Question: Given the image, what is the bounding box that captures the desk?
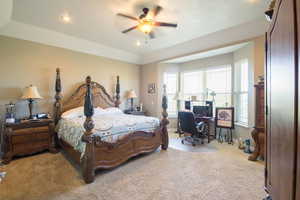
[195,116,215,143]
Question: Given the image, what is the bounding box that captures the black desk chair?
[178,111,209,146]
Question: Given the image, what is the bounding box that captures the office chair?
[178,111,209,146]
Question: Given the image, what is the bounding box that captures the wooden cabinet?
[248,81,265,161]
[2,119,58,164]
[297,1,300,199]
[265,0,299,199]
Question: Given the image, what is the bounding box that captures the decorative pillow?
[61,106,84,119]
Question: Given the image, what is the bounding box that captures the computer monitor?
[205,101,213,117]
[193,106,209,117]
[185,101,191,110]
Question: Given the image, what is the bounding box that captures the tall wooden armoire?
[265,0,300,199]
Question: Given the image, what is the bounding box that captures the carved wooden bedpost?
[54,68,62,125]
[161,84,169,150]
[81,76,96,184]
[115,75,121,107]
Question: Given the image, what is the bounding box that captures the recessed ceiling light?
[246,0,259,3]
[136,41,141,46]
[60,13,71,24]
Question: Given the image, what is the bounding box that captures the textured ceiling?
[11,0,270,55]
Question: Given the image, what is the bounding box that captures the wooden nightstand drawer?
[12,132,50,144]
[13,126,49,135]
[13,141,49,154]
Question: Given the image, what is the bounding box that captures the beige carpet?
[0,136,265,200]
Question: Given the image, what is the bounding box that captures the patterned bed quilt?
[56,113,160,154]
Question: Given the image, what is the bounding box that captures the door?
[266,0,297,199]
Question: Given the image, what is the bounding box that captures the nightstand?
[2,119,58,164]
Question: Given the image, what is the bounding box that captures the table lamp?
[21,85,43,119]
[127,90,137,111]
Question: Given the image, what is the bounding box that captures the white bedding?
[56,112,160,154]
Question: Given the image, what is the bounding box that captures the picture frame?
[148,83,156,94]
[215,107,235,129]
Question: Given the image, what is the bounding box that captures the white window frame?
[163,72,179,118]
[234,59,249,126]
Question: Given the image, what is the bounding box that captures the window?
[163,73,178,117]
[206,66,232,107]
[182,71,204,101]
[234,59,249,125]
[181,65,232,111]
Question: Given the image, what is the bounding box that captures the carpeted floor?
[0,133,265,200]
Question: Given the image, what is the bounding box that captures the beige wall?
[0,36,140,121]
[139,63,159,117]
[254,36,265,82]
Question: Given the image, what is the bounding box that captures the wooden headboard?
[53,68,121,124]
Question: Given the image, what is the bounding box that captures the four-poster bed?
[53,68,169,183]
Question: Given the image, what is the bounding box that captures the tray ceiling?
[0,0,270,64]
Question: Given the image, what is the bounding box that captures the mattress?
[56,113,160,154]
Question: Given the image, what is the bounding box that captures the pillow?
[61,106,84,119]
[61,107,121,119]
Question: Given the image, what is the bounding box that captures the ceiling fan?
[117,6,178,39]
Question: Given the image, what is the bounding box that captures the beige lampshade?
[127,90,137,99]
[21,85,43,99]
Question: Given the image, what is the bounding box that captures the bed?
[53,68,169,183]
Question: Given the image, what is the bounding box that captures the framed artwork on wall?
[215,107,235,129]
[148,83,156,94]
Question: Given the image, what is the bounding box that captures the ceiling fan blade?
[117,13,138,21]
[152,6,162,17]
[122,26,138,33]
[155,21,178,28]
[149,31,155,39]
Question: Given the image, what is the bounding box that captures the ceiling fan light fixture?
[138,21,153,34]
[118,5,177,39]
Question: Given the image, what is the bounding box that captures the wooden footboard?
[59,127,164,182]
[54,69,169,183]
